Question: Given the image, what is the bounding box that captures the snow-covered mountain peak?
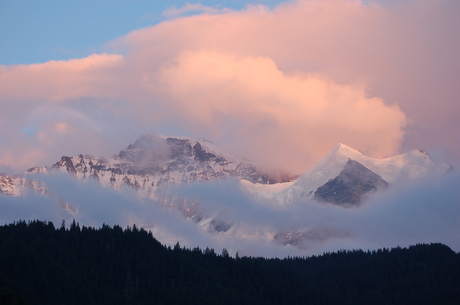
[243,143,451,207]
[400,149,431,162]
[295,143,364,184]
[266,144,361,204]
[22,134,281,199]
[126,134,244,166]
[309,144,445,184]
[1,136,455,250]
[333,143,364,156]
[0,173,49,197]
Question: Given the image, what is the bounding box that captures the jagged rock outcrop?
[19,135,288,233]
[314,159,389,206]
[37,135,282,200]
[2,137,452,248]
[0,173,48,196]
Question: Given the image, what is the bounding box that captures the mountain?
[242,143,451,206]
[20,135,293,229]
[26,135,289,196]
[240,143,451,246]
[313,159,389,206]
[0,173,48,196]
[7,139,449,205]
[0,136,453,250]
[0,174,26,196]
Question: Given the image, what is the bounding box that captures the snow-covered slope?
[28,135,281,200]
[0,174,26,196]
[243,143,451,206]
[0,173,48,196]
[21,135,293,234]
[2,137,452,249]
[5,139,451,212]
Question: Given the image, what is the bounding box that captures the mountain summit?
[3,137,450,208]
[0,135,453,250]
[243,143,451,206]
[25,135,287,198]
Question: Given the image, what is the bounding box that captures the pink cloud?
[0,53,123,102]
[151,50,405,173]
[0,0,458,173]
[111,0,460,166]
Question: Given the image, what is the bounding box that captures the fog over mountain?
[1,135,458,258]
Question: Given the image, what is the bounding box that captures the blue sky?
[0,0,284,65]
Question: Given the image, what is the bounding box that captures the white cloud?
[162,3,233,17]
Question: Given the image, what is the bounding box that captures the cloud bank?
[2,0,459,175]
[1,170,458,258]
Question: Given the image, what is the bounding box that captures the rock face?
[243,143,451,207]
[19,135,286,234]
[242,143,451,247]
[1,136,452,249]
[314,159,389,206]
[44,135,280,199]
[0,174,23,196]
[0,173,48,196]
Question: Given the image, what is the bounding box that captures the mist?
[1,168,458,258]
[172,170,460,253]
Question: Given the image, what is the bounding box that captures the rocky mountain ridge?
[2,137,451,208]
[0,135,453,249]
[242,143,451,206]
[25,135,286,199]
[0,173,47,197]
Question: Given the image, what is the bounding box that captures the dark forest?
[1,220,459,305]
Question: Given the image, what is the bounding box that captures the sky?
[1,0,459,175]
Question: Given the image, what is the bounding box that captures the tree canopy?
[0,220,459,305]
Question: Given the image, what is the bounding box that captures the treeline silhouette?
[0,220,459,305]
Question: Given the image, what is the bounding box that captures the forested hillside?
[1,220,459,305]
